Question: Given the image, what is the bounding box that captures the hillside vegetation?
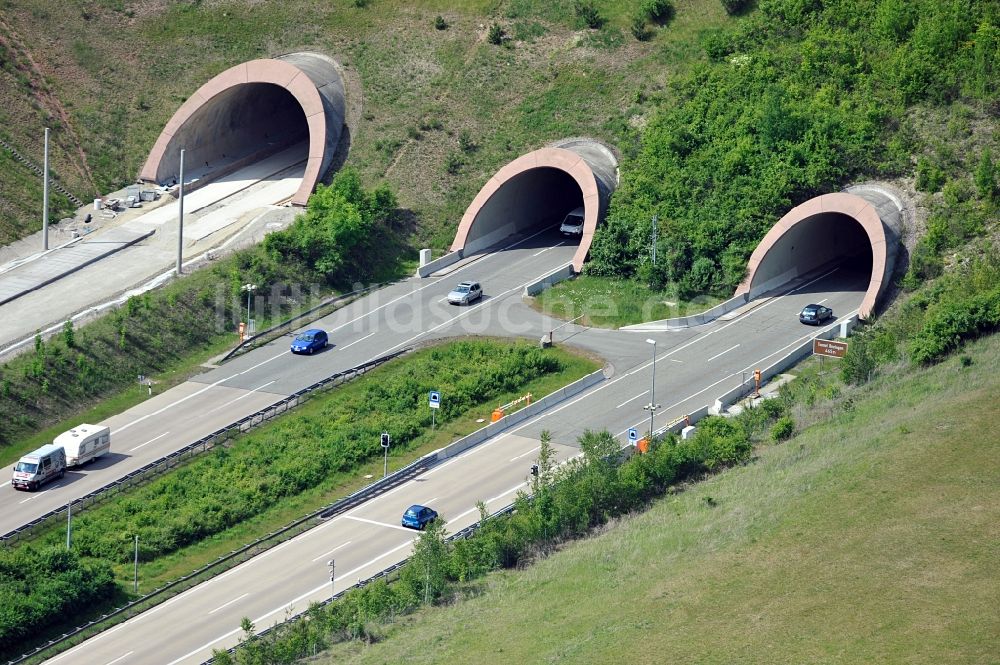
[296,331,1000,665]
[0,0,725,246]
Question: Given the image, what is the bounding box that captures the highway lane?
[46,263,868,665]
[45,433,573,665]
[0,229,580,535]
[433,263,868,448]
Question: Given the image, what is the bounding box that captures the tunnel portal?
[451,139,619,271]
[736,192,900,319]
[140,52,346,206]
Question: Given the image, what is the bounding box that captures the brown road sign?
[814,338,848,358]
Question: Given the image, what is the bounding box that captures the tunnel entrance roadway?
[139,52,346,206]
[736,191,901,319]
[450,138,619,271]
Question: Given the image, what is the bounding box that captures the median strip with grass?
[0,339,599,660]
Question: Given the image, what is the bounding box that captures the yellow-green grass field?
[317,334,1000,664]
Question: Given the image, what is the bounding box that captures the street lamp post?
[241,283,257,335]
[643,338,661,437]
[380,432,390,478]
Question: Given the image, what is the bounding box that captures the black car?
[799,304,833,325]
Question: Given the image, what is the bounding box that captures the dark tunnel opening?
[750,212,873,294]
[462,168,584,255]
[156,83,309,185]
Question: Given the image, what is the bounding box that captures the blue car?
[290,328,329,354]
[401,504,438,530]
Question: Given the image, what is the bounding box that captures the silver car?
[447,280,482,305]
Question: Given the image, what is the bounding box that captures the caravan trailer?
[55,424,111,467]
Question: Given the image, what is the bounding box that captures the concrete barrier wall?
[622,293,749,331]
[416,250,464,278]
[524,262,575,297]
[711,314,859,414]
[435,369,605,461]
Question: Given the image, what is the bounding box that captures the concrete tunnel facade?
[139,52,346,206]
[450,138,619,271]
[736,191,902,320]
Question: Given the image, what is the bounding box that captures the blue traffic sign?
[627,428,638,442]
[429,390,441,409]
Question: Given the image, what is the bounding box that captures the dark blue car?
[401,504,438,530]
[290,328,329,354]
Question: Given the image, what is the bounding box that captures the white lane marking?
[311,540,353,563]
[343,514,413,532]
[532,240,566,257]
[614,310,857,437]
[206,381,278,415]
[706,344,740,362]
[510,284,849,438]
[166,539,418,665]
[103,651,134,665]
[328,228,553,334]
[208,593,250,615]
[372,265,568,360]
[615,390,649,409]
[128,431,170,452]
[19,495,37,504]
[43,622,131,664]
[817,298,828,304]
[237,351,287,375]
[450,481,528,523]
[338,331,375,351]
[510,446,540,462]
[670,359,683,363]
[0,481,10,488]
[116,374,239,434]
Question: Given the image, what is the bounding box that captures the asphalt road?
[40,254,867,664]
[0,228,580,536]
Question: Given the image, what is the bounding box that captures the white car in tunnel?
[559,207,585,237]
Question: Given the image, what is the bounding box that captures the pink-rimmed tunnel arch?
[735,192,900,320]
[139,52,345,206]
[450,139,619,271]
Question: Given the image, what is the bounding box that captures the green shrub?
[433,15,447,30]
[975,148,996,200]
[574,0,604,29]
[643,0,674,23]
[770,416,794,441]
[487,23,504,45]
[0,546,118,654]
[720,0,751,15]
[631,15,652,41]
[916,156,947,192]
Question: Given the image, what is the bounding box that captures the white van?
[55,424,111,467]
[12,444,66,491]
[559,206,585,236]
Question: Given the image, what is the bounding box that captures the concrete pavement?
[0,144,307,354]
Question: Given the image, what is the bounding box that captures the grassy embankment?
[531,274,724,328]
[314,335,1000,665]
[0,0,726,248]
[0,339,599,659]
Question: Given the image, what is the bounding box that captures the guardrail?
[7,364,607,664]
[4,447,433,665]
[220,283,384,363]
[0,349,410,547]
[201,503,519,664]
